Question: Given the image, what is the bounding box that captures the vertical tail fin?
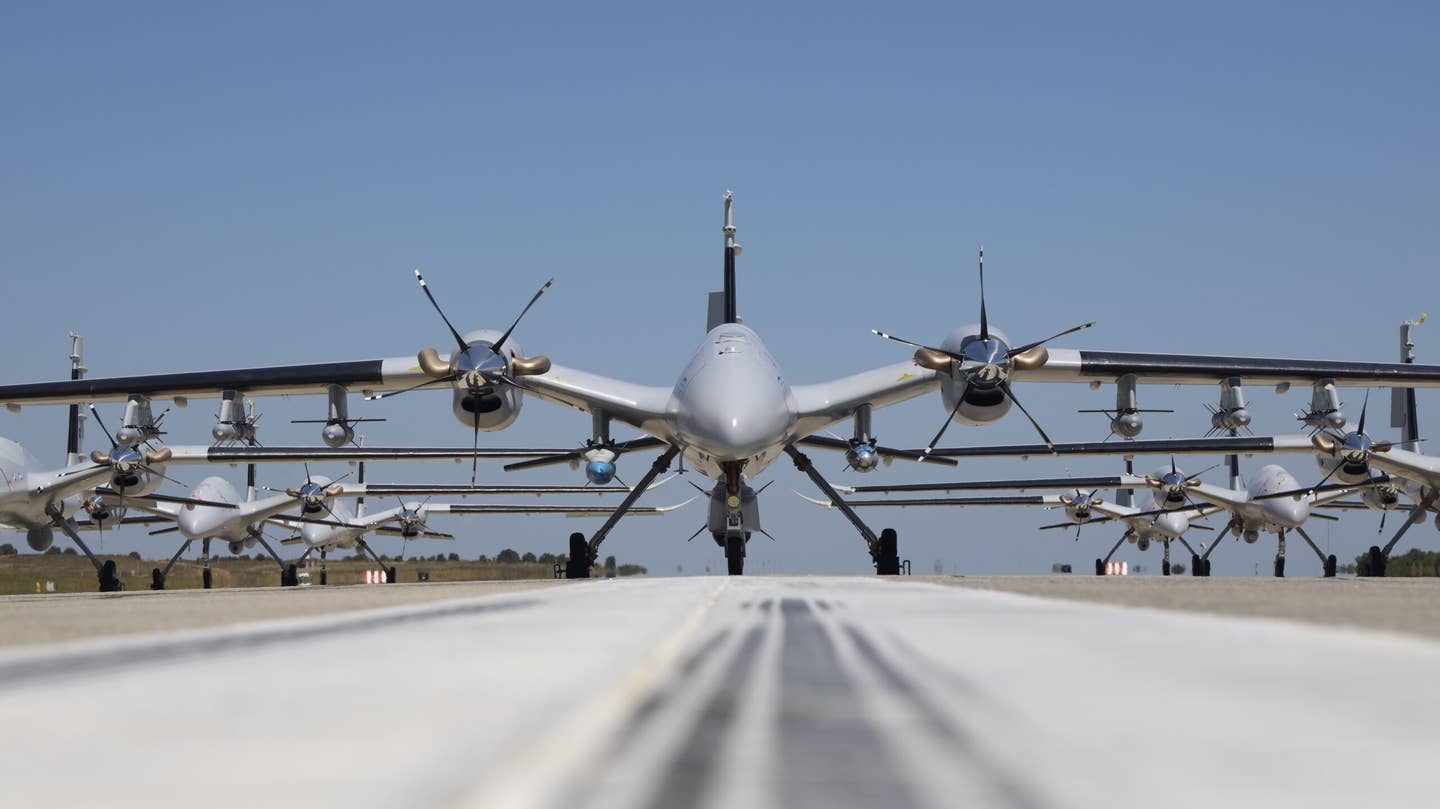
[1117,456,1134,508]
[65,333,86,466]
[1393,315,1425,446]
[721,190,740,325]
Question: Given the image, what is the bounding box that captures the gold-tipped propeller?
[874,247,1094,455]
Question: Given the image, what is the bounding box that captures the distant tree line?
[1353,548,1440,577]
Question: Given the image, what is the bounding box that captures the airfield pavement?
[2,575,1439,808]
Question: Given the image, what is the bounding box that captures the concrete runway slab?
[924,575,1440,640]
[1,576,1438,808]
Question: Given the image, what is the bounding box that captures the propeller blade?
[870,329,952,355]
[977,245,988,342]
[88,405,119,450]
[491,277,555,355]
[366,376,453,402]
[1357,388,1371,436]
[503,450,585,472]
[1007,322,1097,358]
[414,269,470,353]
[998,381,1055,451]
[923,395,968,456]
[471,411,481,486]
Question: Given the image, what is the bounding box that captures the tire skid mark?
[639,625,766,809]
[778,598,920,809]
[0,598,537,692]
[601,628,734,760]
[843,625,1051,809]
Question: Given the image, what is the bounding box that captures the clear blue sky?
[2,3,1437,575]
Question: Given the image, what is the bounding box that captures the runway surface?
[3,576,1439,808]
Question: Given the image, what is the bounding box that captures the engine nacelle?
[1362,485,1400,511]
[83,495,126,524]
[938,379,1013,426]
[397,504,427,537]
[934,326,1014,426]
[109,466,163,498]
[27,526,54,552]
[1313,454,1372,486]
[451,386,522,432]
[1243,529,1260,544]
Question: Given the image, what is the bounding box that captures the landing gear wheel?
[98,560,122,592]
[202,568,213,590]
[320,570,328,586]
[1273,557,1286,578]
[725,534,746,576]
[386,566,397,584]
[1324,554,1338,578]
[1162,561,1171,577]
[1368,545,1387,578]
[281,564,299,587]
[150,568,166,591]
[1190,554,1202,577]
[726,553,744,576]
[565,532,591,579]
[1095,559,1105,576]
[876,528,901,576]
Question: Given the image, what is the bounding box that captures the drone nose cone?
[676,360,795,460]
[690,408,790,459]
[1268,496,1310,528]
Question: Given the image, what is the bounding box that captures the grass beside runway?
[0,554,556,595]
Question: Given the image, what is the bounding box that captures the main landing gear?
[1358,504,1431,577]
[356,540,396,584]
[49,509,123,592]
[1289,526,1335,578]
[149,533,300,591]
[562,445,681,579]
[785,445,900,576]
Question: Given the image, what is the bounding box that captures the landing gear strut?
[566,445,681,579]
[49,509,123,592]
[1273,529,1286,578]
[1292,526,1335,578]
[357,540,395,584]
[1096,534,1127,576]
[784,445,895,575]
[251,533,297,587]
[152,539,193,591]
[1363,504,1430,577]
